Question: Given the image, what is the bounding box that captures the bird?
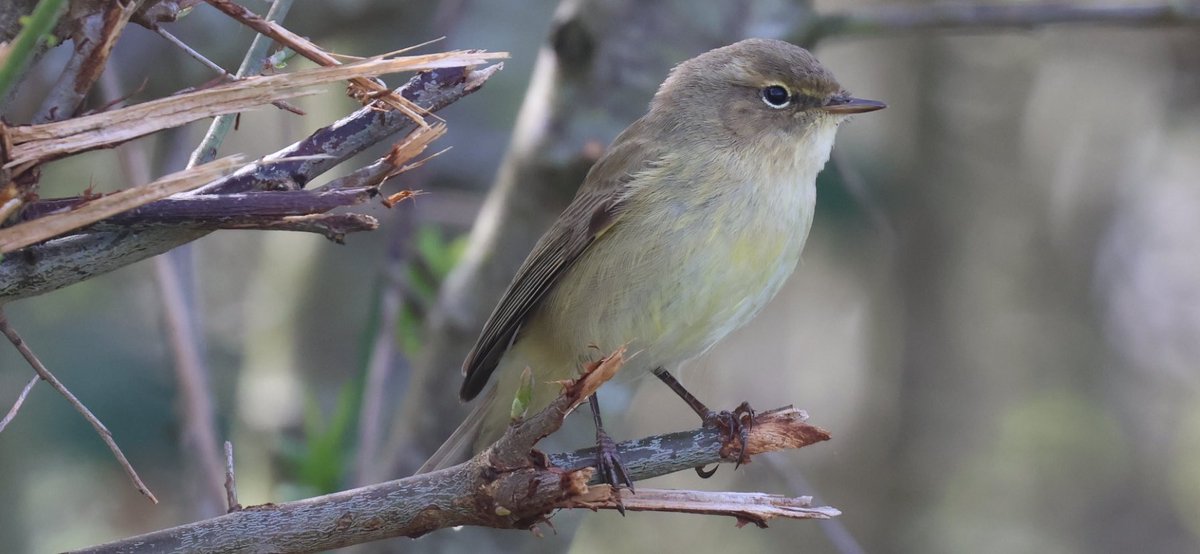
[418,38,884,482]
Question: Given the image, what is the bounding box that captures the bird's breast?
[535,163,818,371]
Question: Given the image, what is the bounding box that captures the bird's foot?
[595,427,633,515]
[702,401,756,470]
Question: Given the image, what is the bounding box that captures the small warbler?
[420,38,884,479]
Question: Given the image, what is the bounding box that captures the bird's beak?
[821,96,886,114]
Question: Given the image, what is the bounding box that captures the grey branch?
[79,352,833,553]
[795,2,1200,45]
[546,406,830,484]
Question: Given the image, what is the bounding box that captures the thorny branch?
[82,349,834,553]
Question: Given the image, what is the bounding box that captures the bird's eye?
[760,85,791,108]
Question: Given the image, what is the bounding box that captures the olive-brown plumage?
[421,38,884,473]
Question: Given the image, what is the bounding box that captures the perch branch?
[81,349,833,552]
[546,406,829,484]
[0,309,157,503]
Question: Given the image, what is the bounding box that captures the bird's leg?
[651,367,755,473]
[588,393,633,508]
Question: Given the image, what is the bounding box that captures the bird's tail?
[414,386,500,474]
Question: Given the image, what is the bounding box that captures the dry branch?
[0,156,242,253]
[81,349,834,552]
[3,51,503,169]
[20,121,442,241]
[203,0,429,124]
[0,63,503,303]
[567,487,840,526]
[33,0,138,124]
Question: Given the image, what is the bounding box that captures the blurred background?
[1,0,1199,552]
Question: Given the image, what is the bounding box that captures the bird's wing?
[458,128,666,400]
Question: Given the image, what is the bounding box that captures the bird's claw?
[704,401,755,468]
[595,428,633,515]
